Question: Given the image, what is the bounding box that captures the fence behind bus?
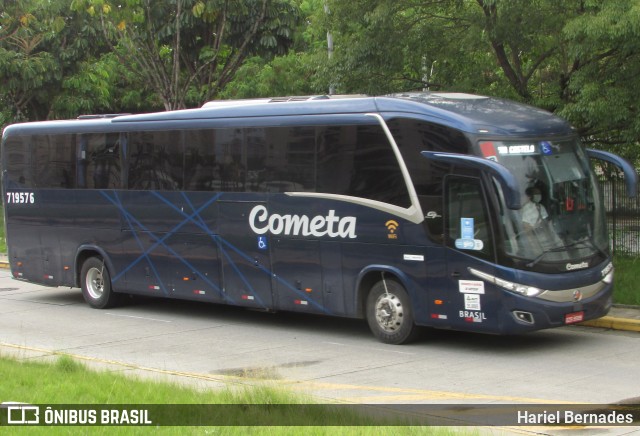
[601,175,640,256]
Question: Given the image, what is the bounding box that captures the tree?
[559,0,640,157]
[220,52,320,98]
[0,0,62,123]
[72,0,300,110]
[0,0,34,42]
[320,0,640,158]
[0,0,124,124]
[221,0,330,98]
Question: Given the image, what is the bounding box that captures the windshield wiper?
[526,238,607,269]
[568,237,609,260]
[526,245,567,268]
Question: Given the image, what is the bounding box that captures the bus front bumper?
[500,281,613,334]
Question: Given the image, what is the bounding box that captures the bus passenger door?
[443,175,498,331]
[218,200,274,309]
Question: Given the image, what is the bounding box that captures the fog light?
[513,310,534,325]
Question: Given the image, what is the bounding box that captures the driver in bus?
[522,186,549,230]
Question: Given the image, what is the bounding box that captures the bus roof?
[3,92,574,137]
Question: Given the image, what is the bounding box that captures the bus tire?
[366,279,417,344]
[80,257,119,309]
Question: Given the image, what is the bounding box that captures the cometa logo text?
[249,205,357,239]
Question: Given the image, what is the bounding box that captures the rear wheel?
[80,257,119,309]
[366,279,417,344]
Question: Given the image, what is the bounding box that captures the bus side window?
[32,134,76,188]
[316,124,411,208]
[445,176,494,261]
[4,137,31,188]
[127,131,180,191]
[389,118,470,243]
[78,133,121,189]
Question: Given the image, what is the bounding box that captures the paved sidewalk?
[581,305,640,332]
[0,253,638,332]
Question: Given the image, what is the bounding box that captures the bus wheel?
[366,279,417,344]
[81,257,119,309]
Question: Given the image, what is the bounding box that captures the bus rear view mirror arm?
[421,151,522,209]
[586,149,638,198]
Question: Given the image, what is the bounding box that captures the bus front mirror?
[421,151,522,209]
[586,149,638,198]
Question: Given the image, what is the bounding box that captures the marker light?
[601,262,614,285]
[469,268,543,297]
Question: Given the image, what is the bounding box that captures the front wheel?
[366,279,417,344]
[80,257,119,309]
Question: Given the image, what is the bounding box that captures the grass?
[0,354,464,435]
[612,255,640,306]
[0,205,5,253]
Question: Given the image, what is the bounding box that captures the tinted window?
[183,129,215,191]
[32,134,76,188]
[261,126,315,192]
[118,123,410,207]
[184,128,270,192]
[78,133,122,189]
[446,176,494,261]
[128,131,181,190]
[127,127,310,193]
[3,136,31,188]
[390,118,470,239]
[317,124,410,207]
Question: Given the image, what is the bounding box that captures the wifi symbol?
[385,220,399,234]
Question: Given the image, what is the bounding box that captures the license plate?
[565,311,584,324]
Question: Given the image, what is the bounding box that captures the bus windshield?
[480,139,608,269]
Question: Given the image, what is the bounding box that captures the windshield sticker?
[455,217,484,251]
[461,218,474,239]
[479,142,498,161]
[540,141,553,155]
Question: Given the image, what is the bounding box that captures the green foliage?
[221,52,323,99]
[0,0,639,161]
[69,0,302,110]
[316,0,640,162]
[0,0,118,123]
[559,0,640,162]
[612,255,640,306]
[0,206,5,253]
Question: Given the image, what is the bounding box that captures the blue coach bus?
[2,93,636,344]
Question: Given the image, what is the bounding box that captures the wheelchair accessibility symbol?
[257,236,268,250]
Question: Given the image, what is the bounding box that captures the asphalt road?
[1,267,639,426]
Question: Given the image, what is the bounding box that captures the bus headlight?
[469,268,543,297]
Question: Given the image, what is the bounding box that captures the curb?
[1,259,638,333]
[579,316,640,333]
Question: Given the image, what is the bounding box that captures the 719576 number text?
[6,192,35,204]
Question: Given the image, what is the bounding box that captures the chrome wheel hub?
[375,293,404,332]
[86,267,104,300]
